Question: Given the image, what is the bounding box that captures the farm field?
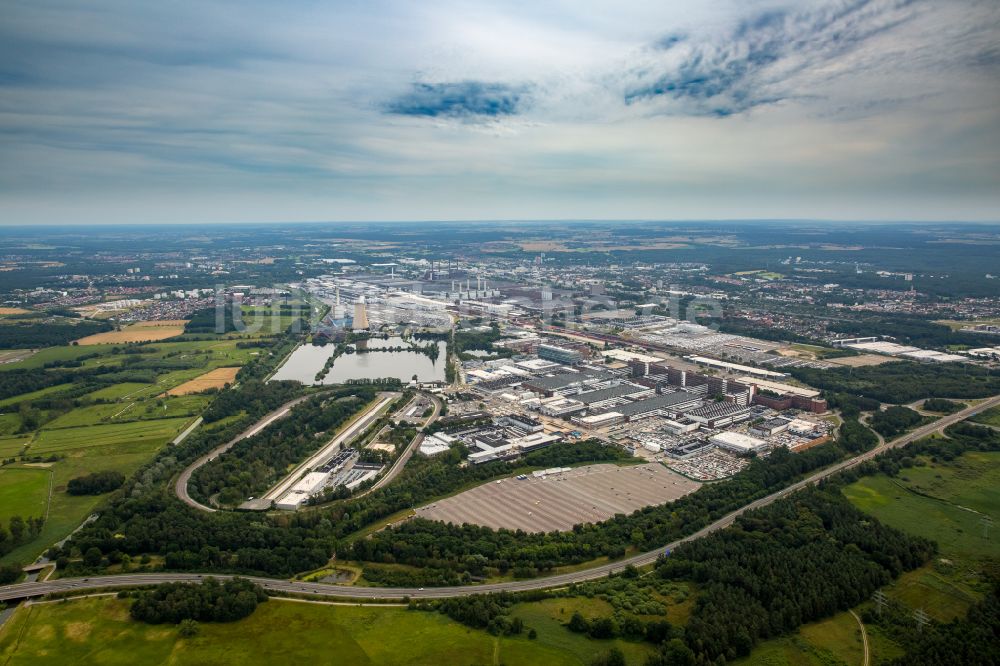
[75,322,188,345]
[166,366,241,395]
[0,307,30,315]
[0,596,654,665]
[0,336,273,565]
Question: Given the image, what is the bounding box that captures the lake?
[270,337,447,384]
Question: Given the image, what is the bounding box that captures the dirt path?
[849,610,870,666]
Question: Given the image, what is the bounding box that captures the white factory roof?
[515,358,563,371]
[709,431,768,452]
[601,349,662,363]
[575,411,624,425]
[419,439,450,456]
[846,341,921,355]
[739,377,820,398]
[290,472,330,495]
[685,355,787,378]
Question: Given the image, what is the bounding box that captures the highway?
[3,393,998,603]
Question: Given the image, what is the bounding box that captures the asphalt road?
[174,394,318,512]
[360,393,442,497]
[3,393,998,603]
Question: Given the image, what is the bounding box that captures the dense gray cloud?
[0,0,997,223]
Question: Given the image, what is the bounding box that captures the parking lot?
[414,463,701,533]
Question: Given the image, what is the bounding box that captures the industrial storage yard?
[415,463,701,533]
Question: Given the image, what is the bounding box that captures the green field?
[0,596,655,665]
[843,452,1000,564]
[31,418,191,455]
[0,416,193,565]
[0,467,50,523]
[0,336,270,565]
[733,611,864,666]
[0,435,30,457]
[842,450,1000,622]
[970,405,1000,427]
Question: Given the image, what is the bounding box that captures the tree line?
[0,514,44,558]
[0,319,112,349]
[791,361,1000,403]
[67,470,125,495]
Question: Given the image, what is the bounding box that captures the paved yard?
[415,463,700,533]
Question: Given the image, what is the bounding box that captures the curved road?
[174,394,318,512]
[4,393,998,603]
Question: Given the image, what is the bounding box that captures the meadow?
[0,337,261,565]
[0,595,655,665]
[0,467,50,523]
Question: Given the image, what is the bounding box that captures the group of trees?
[791,361,1000,403]
[922,398,964,414]
[190,387,376,506]
[67,470,125,495]
[837,417,880,452]
[128,577,267,624]
[870,405,928,438]
[0,514,44,557]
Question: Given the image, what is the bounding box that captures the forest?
[654,487,935,662]
[791,361,1000,403]
[869,405,928,438]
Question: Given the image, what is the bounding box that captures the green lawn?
[0,467,50,522]
[0,596,655,665]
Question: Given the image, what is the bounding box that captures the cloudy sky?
[1,0,998,224]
